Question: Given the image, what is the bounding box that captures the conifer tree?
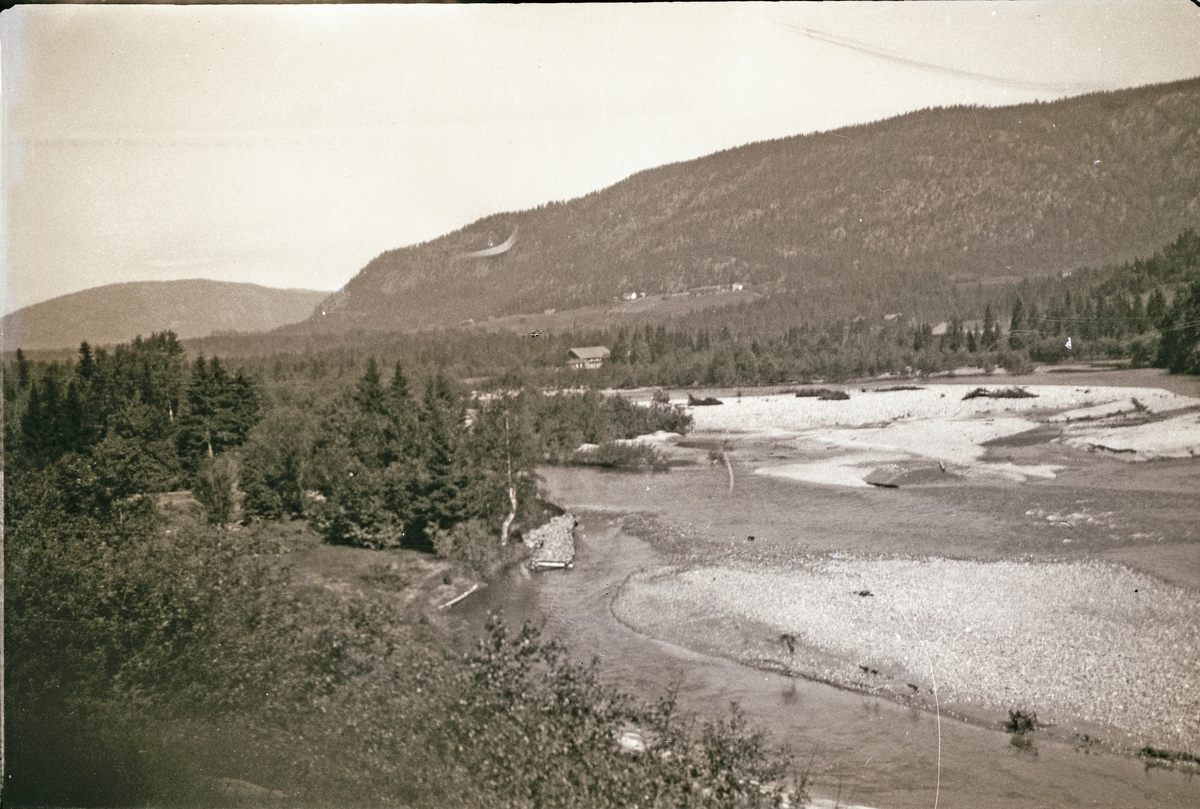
[1009,299,1026,350]
[177,355,260,473]
[1156,280,1200,374]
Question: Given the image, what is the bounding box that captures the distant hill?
[297,78,1200,334]
[3,280,329,352]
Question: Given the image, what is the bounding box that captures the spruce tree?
[1155,280,1200,374]
[1009,299,1026,350]
[177,356,260,473]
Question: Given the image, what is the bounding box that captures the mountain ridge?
[298,77,1200,334]
[4,279,329,351]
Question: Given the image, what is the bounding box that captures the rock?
[617,730,647,754]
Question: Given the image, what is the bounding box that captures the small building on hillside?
[567,346,611,370]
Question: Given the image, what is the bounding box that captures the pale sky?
[4,1,1200,314]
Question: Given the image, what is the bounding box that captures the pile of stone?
[523,514,577,570]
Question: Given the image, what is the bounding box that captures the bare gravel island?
[677,383,1200,485]
[601,377,1200,761]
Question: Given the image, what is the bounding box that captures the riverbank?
[465,483,1200,808]
[611,550,1200,758]
[536,373,1200,784]
[676,382,1200,487]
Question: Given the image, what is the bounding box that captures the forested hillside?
[299,78,1200,333]
[181,229,1200,388]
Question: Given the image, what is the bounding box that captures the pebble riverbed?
[614,555,1200,754]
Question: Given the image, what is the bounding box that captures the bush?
[997,349,1033,376]
[1130,335,1159,368]
[962,386,1037,401]
[8,473,799,807]
[1028,336,1070,364]
[432,518,525,578]
[795,387,848,399]
[570,441,671,472]
[532,389,692,462]
[427,617,800,809]
[192,455,237,525]
[4,492,289,803]
[1004,709,1037,735]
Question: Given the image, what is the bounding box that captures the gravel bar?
[613,555,1200,753]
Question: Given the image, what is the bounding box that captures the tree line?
[5,333,259,528]
[239,359,691,554]
[180,229,1200,393]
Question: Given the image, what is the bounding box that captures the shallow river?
[454,421,1199,808]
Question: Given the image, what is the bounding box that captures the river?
[453,379,1199,808]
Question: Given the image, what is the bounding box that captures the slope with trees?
[296,78,1200,333]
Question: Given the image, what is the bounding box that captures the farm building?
[567,346,610,370]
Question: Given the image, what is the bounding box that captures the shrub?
[533,389,692,462]
[570,441,670,472]
[997,349,1034,375]
[1129,336,1159,368]
[432,518,525,578]
[1004,709,1037,735]
[795,387,848,399]
[428,617,799,809]
[192,455,237,525]
[962,386,1037,401]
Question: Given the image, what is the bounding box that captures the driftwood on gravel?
[794,387,850,400]
[962,386,1037,400]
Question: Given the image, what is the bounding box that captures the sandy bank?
[613,556,1200,755]
[1063,411,1200,460]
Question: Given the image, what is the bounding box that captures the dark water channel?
[453,456,1199,809]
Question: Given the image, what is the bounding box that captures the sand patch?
[682,385,1200,487]
[756,458,885,488]
[1063,412,1200,460]
[614,557,1200,753]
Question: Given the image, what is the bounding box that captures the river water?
[453,419,1199,808]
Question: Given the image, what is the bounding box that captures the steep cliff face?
[300,78,1200,334]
